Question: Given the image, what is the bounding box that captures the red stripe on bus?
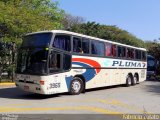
[72,58,101,73]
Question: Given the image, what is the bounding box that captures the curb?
[0,83,15,87]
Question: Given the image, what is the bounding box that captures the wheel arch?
[128,73,133,80]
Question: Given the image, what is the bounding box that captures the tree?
[0,0,64,44]
[146,40,160,60]
[146,40,160,75]
[61,13,85,30]
[0,40,13,82]
[70,22,146,48]
[0,0,64,81]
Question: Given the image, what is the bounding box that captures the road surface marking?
[0,106,121,114]
[97,99,149,113]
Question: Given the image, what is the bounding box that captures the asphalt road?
[0,81,160,115]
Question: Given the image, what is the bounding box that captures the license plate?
[24,86,29,90]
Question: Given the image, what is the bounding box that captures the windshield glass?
[147,60,155,67]
[147,58,156,71]
[16,48,48,75]
[22,33,52,47]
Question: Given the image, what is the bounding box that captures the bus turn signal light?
[40,80,45,85]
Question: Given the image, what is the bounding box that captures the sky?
[57,0,160,41]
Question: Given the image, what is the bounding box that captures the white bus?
[15,30,147,95]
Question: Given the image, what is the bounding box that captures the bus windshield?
[147,56,156,71]
[22,33,52,47]
[16,48,48,75]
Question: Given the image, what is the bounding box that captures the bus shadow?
[0,87,69,100]
[85,84,124,93]
[145,81,160,95]
[0,85,125,100]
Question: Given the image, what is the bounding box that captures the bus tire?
[69,77,84,95]
[132,74,138,85]
[126,75,132,87]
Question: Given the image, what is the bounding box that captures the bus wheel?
[70,77,84,95]
[126,75,132,87]
[132,75,138,85]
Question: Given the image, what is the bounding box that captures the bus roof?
[26,30,147,51]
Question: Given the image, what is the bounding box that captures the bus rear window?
[22,33,52,47]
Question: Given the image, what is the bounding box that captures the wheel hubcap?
[128,77,131,85]
[134,77,137,83]
[72,80,81,93]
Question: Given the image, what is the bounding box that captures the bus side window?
[53,35,71,51]
[82,38,90,54]
[118,46,122,57]
[91,41,97,54]
[131,49,134,59]
[127,48,134,59]
[112,45,116,57]
[73,37,82,53]
[49,53,61,73]
[105,43,116,57]
[135,50,141,60]
[63,54,71,71]
[135,50,138,59]
[91,41,105,56]
[98,42,105,56]
[105,43,112,57]
[121,47,126,58]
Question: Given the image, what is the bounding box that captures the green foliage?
[70,22,146,48]
[0,0,64,44]
[0,41,13,81]
[0,0,64,81]
[146,41,160,60]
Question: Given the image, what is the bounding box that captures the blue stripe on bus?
[65,62,96,90]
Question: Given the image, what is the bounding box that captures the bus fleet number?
[49,83,61,89]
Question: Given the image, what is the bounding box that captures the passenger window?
[118,46,126,58]
[82,38,90,54]
[91,41,97,55]
[53,35,71,51]
[118,46,122,57]
[73,37,82,53]
[112,45,117,57]
[49,52,61,73]
[98,42,105,56]
[105,43,117,57]
[105,43,112,57]
[91,41,105,56]
[135,50,141,60]
[127,48,134,59]
[121,47,126,58]
[63,54,71,70]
